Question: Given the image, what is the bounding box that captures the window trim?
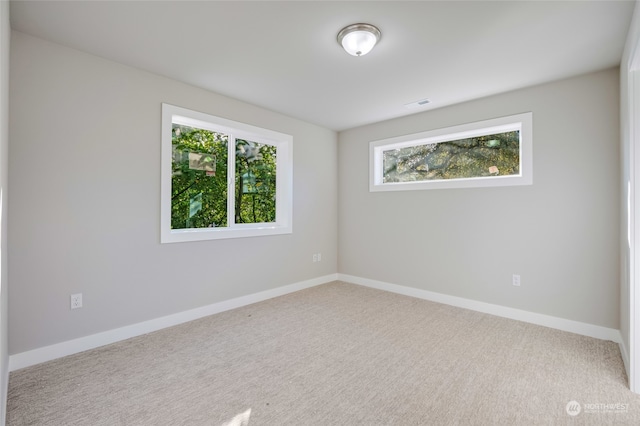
[161,103,292,243]
[369,112,533,191]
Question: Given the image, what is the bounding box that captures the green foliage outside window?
[382,131,520,183]
[171,124,277,230]
[235,139,277,224]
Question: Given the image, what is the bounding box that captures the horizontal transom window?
[370,112,532,191]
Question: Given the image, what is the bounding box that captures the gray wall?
[8,32,338,354]
[338,68,620,329]
[1,0,9,421]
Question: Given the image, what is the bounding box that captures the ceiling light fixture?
[337,23,381,57]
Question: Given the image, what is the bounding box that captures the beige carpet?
[7,281,640,425]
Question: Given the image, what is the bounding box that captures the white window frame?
[370,112,533,191]
[161,103,293,243]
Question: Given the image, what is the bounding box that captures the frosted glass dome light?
[337,23,381,57]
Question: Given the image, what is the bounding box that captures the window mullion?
[228,134,236,227]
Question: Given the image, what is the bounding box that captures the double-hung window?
[161,104,292,243]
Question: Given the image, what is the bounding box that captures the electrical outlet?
[312,254,318,263]
[317,253,322,262]
[512,274,521,287]
[70,293,83,309]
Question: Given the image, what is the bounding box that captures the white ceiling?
[9,0,636,131]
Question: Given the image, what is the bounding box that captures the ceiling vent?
[404,99,431,109]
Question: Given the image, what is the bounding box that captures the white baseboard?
[1,349,7,426]
[9,274,338,372]
[338,274,622,343]
[619,332,630,379]
[9,273,623,372]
